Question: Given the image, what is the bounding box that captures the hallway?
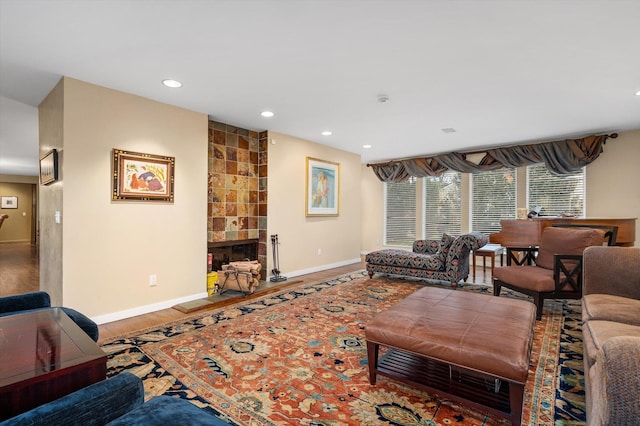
[0,242,39,296]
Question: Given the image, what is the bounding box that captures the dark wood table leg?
[508,382,524,426]
[367,341,379,385]
[472,252,477,280]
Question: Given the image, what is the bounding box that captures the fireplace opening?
[207,239,260,278]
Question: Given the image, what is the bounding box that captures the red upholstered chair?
[492,226,607,320]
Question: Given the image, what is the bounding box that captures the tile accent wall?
[208,120,268,273]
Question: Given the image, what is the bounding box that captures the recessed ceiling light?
[321,131,332,136]
[441,128,456,134]
[362,144,372,149]
[162,79,182,88]
[261,111,274,118]
[636,90,640,96]
[377,94,390,103]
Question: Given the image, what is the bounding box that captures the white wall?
[0,96,39,176]
[267,132,362,277]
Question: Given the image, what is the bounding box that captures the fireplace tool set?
[270,234,287,282]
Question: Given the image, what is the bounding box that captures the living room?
[24,76,639,323]
[1,2,640,424]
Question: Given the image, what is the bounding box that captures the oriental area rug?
[101,272,586,425]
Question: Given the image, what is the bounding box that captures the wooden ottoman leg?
[493,280,502,296]
[366,341,379,385]
[508,382,524,426]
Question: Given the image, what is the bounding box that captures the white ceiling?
[1,0,640,176]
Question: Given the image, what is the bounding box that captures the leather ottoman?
[365,286,536,425]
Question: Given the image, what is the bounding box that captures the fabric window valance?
[368,134,615,182]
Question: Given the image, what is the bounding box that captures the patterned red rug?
[101,272,584,425]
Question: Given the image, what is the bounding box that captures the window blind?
[471,168,516,234]
[527,164,585,217]
[423,171,462,239]
[384,178,417,246]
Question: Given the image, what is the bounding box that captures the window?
[384,178,417,246]
[527,164,585,217]
[471,168,516,234]
[423,171,462,239]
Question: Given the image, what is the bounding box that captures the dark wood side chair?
[492,226,612,320]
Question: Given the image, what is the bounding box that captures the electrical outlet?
[317,248,322,256]
[149,274,157,286]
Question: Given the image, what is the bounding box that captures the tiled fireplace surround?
[208,120,268,279]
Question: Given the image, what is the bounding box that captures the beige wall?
[39,79,65,303]
[267,132,362,276]
[586,130,640,245]
[360,163,386,252]
[39,77,208,320]
[0,182,34,242]
[359,130,640,252]
[0,175,39,184]
[33,77,637,322]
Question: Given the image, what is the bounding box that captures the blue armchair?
[2,372,231,425]
[0,291,99,342]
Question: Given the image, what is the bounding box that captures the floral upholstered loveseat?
[365,232,488,288]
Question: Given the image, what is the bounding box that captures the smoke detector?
[377,94,390,103]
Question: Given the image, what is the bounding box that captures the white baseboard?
[278,257,362,279]
[93,258,363,325]
[91,292,208,325]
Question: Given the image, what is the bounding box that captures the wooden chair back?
[551,224,618,246]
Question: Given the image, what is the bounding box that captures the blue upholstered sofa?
[0,291,99,342]
[365,232,488,288]
[2,372,231,425]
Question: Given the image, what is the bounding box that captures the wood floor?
[97,262,368,343]
[0,242,494,345]
[0,242,39,296]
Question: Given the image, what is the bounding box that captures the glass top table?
[0,307,106,420]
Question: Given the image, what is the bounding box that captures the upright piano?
[490,218,637,247]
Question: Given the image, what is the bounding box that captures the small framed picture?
[112,149,175,202]
[305,157,339,217]
[40,149,59,185]
[1,196,18,209]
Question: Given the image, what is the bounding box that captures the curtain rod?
[366,132,618,167]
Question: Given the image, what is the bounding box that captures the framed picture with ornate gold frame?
[305,157,339,216]
[112,149,175,202]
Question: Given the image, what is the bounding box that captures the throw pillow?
[435,233,455,264]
